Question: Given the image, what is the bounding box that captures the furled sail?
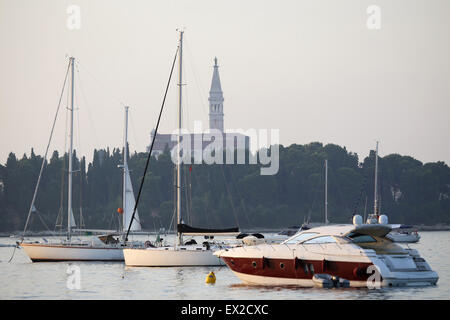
[70,208,76,227]
[177,223,239,236]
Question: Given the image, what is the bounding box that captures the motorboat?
[386,225,420,243]
[214,215,438,288]
[366,215,420,243]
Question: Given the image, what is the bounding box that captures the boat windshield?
[346,232,377,243]
[283,232,318,244]
[345,232,406,254]
[303,236,337,244]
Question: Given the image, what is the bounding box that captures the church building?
[147,58,250,159]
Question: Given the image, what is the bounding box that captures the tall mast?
[373,141,379,216]
[67,57,75,240]
[177,30,184,246]
[325,159,328,224]
[123,106,129,231]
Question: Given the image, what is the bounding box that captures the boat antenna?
[373,141,379,217]
[124,45,179,243]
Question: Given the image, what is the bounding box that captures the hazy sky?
[1,0,449,165]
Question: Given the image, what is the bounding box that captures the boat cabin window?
[303,236,337,244]
[284,232,318,244]
[346,233,377,243]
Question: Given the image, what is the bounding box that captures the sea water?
[0,231,449,300]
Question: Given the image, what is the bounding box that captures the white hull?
[123,246,224,267]
[230,270,369,287]
[20,243,124,262]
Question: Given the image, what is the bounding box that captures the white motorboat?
[20,66,143,261]
[386,225,421,243]
[214,216,438,288]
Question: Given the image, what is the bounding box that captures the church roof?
[147,132,250,153]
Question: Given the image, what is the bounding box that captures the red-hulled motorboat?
[214,216,438,288]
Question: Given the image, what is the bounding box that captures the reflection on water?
[0,232,449,299]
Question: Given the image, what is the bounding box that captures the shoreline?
[1,224,450,237]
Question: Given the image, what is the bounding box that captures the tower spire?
[209,57,224,132]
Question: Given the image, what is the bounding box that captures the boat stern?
[368,249,439,287]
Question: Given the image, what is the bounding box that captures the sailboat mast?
[123,106,129,231]
[325,159,328,224]
[177,30,184,246]
[67,57,75,240]
[373,141,379,216]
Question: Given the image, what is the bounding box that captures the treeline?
[0,142,449,233]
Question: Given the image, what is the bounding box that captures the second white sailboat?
[124,30,238,267]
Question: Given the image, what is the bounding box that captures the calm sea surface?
[0,231,449,300]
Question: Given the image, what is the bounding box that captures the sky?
[1,0,449,165]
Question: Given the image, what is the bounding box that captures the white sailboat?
[20,59,142,261]
[285,158,330,235]
[119,106,142,235]
[123,30,238,267]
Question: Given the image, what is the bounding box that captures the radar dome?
[378,214,389,225]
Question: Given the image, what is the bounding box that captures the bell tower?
[208,57,224,132]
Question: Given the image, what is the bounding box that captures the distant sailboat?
[123,30,239,267]
[366,141,381,225]
[278,159,330,238]
[119,106,142,235]
[20,59,142,261]
[365,141,420,243]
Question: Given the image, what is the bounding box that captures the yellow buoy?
[205,271,216,284]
